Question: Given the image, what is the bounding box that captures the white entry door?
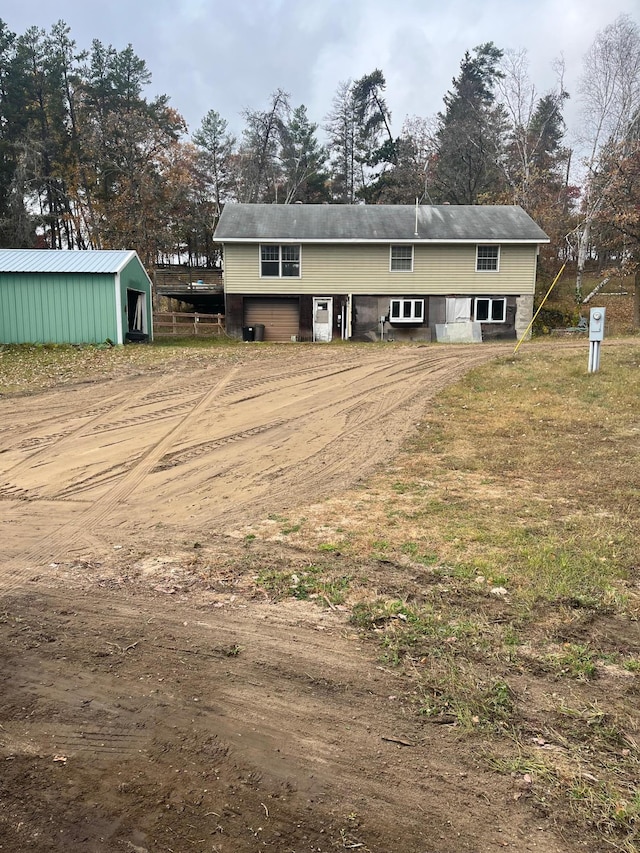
[313,297,333,342]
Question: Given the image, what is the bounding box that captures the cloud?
[1,0,638,141]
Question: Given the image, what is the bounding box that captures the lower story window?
[474,297,506,322]
[389,298,424,323]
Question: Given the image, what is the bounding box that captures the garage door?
[243,298,299,342]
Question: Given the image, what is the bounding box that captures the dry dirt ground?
[0,345,594,852]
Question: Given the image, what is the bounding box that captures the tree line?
[0,15,638,299]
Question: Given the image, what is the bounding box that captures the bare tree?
[575,14,640,300]
[497,50,569,207]
[238,89,290,203]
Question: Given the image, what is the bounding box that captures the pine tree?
[430,43,507,204]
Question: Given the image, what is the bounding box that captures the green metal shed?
[0,249,153,345]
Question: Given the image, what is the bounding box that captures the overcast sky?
[2,0,638,143]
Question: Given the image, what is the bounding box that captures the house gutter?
[217,238,549,245]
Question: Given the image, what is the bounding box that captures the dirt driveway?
[0,345,588,852]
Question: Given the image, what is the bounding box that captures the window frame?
[259,244,301,278]
[390,244,414,272]
[475,244,500,272]
[389,298,424,324]
[473,297,506,323]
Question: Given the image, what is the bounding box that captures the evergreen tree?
[0,20,35,246]
[325,70,396,203]
[324,80,357,203]
[430,43,507,204]
[278,104,329,203]
[193,109,236,217]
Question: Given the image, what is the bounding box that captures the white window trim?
[476,245,500,273]
[389,298,424,324]
[474,297,506,323]
[259,244,302,278]
[390,245,414,272]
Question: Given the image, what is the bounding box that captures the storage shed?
[0,249,153,345]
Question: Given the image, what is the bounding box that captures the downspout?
[346,294,353,340]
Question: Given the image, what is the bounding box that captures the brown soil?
[0,345,592,852]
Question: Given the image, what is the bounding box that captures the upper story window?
[260,244,301,277]
[476,245,500,272]
[390,245,413,272]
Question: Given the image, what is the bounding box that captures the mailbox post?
[588,307,606,373]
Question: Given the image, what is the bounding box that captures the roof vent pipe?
[414,198,419,237]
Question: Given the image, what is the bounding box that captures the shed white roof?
[0,249,139,275]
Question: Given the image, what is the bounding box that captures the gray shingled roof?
[214,204,549,243]
[0,249,139,274]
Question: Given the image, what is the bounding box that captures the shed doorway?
[126,289,147,339]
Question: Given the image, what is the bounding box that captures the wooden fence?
[154,312,225,337]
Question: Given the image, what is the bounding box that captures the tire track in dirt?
[0,380,146,453]
[213,349,497,519]
[52,460,145,500]
[129,355,405,477]
[42,358,391,498]
[215,357,386,400]
[0,347,501,588]
[0,366,245,501]
[85,392,208,435]
[149,349,484,476]
[0,372,182,474]
[0,585,580,852]
[0,586,396,773]
[136,347,503,532]
[0,392,127,457]
[0,354,390,499]
[128,346,502,532]
[0,366,239,591]
[0,721,150,759]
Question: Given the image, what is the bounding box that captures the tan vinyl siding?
[223,243,537,296]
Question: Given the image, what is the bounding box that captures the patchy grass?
[543,643,599,680]
[256,564,352,606]
[0,341,234,394]
[487,750,640,852]
[247,340,640,851]
[0,338,295,395]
